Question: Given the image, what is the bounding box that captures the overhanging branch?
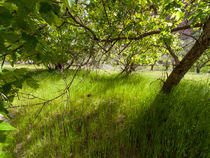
[101,24,202,42]
[66,8,99,40]
[65,8,202,43]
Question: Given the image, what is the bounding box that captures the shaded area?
[121,81,210,158]
[5,72,210,158]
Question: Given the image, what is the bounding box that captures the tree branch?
[200,59,210,68]
[164,42,180,66]
[181,32,198,40]
[65,6,202,44]
[66,8,99,40]
[100,24,202,42]
[101,0,111,26]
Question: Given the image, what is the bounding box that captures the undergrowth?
[4,69,210,158]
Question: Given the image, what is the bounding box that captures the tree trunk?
[196,65,200,73]
[55,63,64,71]
[151,64,154,71]
[165,60,169,71]
[162,18,210,93]
[151,61,156,71]
[47,64,53,71]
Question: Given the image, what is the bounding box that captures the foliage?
[0,0,209,156]
[34,26,95,70]
[0,0,209,67]
[194,49,210,73]
[0,68,39,154]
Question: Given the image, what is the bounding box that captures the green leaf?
[0,7,13,27]
[13,17,30,31]
[25,78,39,89]
[8,0,37,15]
[22,33,38,51]
[0,121,16,131]
[52,4,61,16]
[68,0,75,7]
[1,32,19,43]
[0,35,6,53]
[0,131,6,143]
[0,101,9,115]
[39,2,52,14]
[111,0,117,3]
[1,83,12,95]
[39,2,59,25]
[165,1,182,10]
[125,23,133,32]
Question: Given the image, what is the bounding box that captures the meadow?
[4,67,210,158]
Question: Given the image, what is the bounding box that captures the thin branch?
[101,0,111,26]
[66,6,201,44]
[200,59,210,68]
[11,44,24,53]
[181,32,198,40]
[1,54,6,68]
[7,66,82,109]
[18,92,47,101]
[164,42,180,66]
[118,40,133,55]
[66,8,99,40]
[100,24,202,42]
[30,103,46,127]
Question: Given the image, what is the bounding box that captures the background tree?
[194,49,210,73]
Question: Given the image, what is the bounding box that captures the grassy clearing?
[4,69,210,158]
[3,64,45,70]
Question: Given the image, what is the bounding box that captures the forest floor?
[3,67,210,158]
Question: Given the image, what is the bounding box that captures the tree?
[162,17,210,92]
[116,38,161,75]
[63,0,209,92]
[0,0,209,84]
[194,50,209,73]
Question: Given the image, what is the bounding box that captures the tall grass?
[5,69,210,158]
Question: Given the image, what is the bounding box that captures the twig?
[18,92,47,101]
[66,8,99,40]
[7,66,82,109]
[182,32,198,40]
[101,0,111,26]
[29,103,46,128]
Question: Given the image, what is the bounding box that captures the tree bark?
[151,60,157,71]
[162,18,210,93]
[151,64,154,71]
[1,55,6,68]
[55,63,64,71]
[196,65,200,73]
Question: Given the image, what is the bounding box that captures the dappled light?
[3,70,209,157]
[0,0,209,157]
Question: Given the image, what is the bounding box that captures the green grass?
[3,64,45,70]
[4,69,210,158]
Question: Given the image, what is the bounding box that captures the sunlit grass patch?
[5,69,210,158]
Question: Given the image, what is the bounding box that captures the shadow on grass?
[120,81,210,158]
[9,98,123,157]
[7,78,209,158]
[88,73,148,96]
